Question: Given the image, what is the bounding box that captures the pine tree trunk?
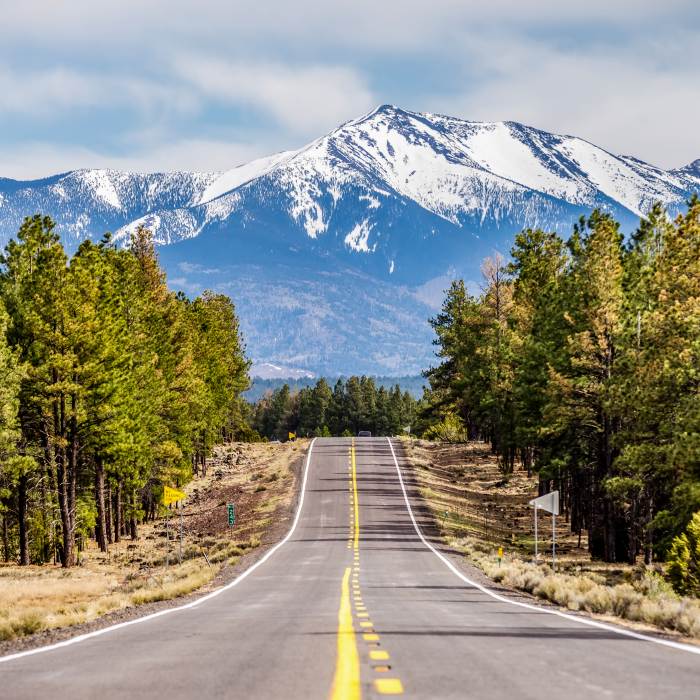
[94,459,108,553]
[644,495,654,565]
[105,483,113,545]
[54,387,75,568]
[113,481,121,543]
[18,473,29,565]
[68,394,79,560]
[39,465,50,564]
[130,490,138,540]
[2,514,9,562]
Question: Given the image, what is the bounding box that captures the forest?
[0,216,250,567]
[250,377,418,439]
[423,200,700,566]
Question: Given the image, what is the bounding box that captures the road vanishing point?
[2,438,699,698]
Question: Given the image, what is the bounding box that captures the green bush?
[667,511,700,596]
[423,413,467,443]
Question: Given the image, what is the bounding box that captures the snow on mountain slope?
[166,105,695,251]
[1,105,698,375]
[672,158,700,184]
[1,105,696,254]
[196,150,298,206]
[0,169,218,248]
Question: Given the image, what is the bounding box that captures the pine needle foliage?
[0,218,250,566]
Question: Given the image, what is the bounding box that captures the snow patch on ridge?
[74,170,123,210]
[197,151,297,205]
[345,219,375,252]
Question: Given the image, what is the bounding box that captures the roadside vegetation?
[0,440,303,643]
[251,376,418,440]
[420,200,700,582]
[404,438,700,640]
[0,216,251,569]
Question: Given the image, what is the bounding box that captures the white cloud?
[0,1,698,170]
[178,262,221,274]
[413,270,458,310]
[0,66,197,118]
[0,139,268,179]
[174,56,374,136]
[431,32,700,167]
[0,2,694,52]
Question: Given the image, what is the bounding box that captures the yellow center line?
[375,678,404,695]
[370,650,389,661]
[351,440,359,552]
[329,567,361,700]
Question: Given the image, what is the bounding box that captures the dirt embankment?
[0,440,308,653]
[401,438,700,642]
[402,438,585,559]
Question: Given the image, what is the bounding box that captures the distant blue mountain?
[1,106,698,375]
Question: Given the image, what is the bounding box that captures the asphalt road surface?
[2,437,698,698]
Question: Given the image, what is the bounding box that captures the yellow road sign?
[288,432,296,441]
[163,485,186,506]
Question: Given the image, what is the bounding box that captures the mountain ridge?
[1,105,697,374]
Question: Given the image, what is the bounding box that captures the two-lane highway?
[2,438,698,698]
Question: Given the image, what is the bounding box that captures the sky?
[1,1,699,179]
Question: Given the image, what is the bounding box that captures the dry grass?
[0,557,221,641]
[402,438,700,641]
[401,438,587,559]
[0,440,303,642]
[452,536,700,639]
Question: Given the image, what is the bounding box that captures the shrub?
[667,511,700,596]
[423,413,467,443]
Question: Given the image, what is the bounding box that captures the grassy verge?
[452,535,700,639]
[0,440,304,643]
[0,555,216,641]
[402,437,700,641]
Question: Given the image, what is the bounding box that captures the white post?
[552,512,556,571]
[534,505,538,564]
[179,502,183,565]
[165,510,169,569]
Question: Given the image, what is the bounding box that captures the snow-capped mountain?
[0,105,697,374]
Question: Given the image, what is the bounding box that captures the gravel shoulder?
[393,437,700,648]
[0,440,308,657]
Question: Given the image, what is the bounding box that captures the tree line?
[424,200,699,564]
[0,216,250,567]
[251,376,418,439]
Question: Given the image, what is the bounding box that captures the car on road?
[357,430,372,437]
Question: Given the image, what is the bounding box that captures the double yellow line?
[331,440,361,700]
[351,440,359,552]
[330,567,361,700]
[331,440,404,699]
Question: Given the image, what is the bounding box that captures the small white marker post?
[179,501,184,565]
[529,490,559,570]
[165,508,170,569]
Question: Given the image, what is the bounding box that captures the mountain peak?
[678,158,700,177]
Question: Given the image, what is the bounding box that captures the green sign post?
[227,503,235,527]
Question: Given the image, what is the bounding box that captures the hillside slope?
[1,106,697,374]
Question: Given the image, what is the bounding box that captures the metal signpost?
[179,502,183,564]
[227,503,235,528]
[163,486,187,568]
[528,490,559,570]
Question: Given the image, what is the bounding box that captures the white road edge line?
[0,438,318,665]
[386,437,700,656]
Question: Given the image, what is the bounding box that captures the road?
[1,437,698,698]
